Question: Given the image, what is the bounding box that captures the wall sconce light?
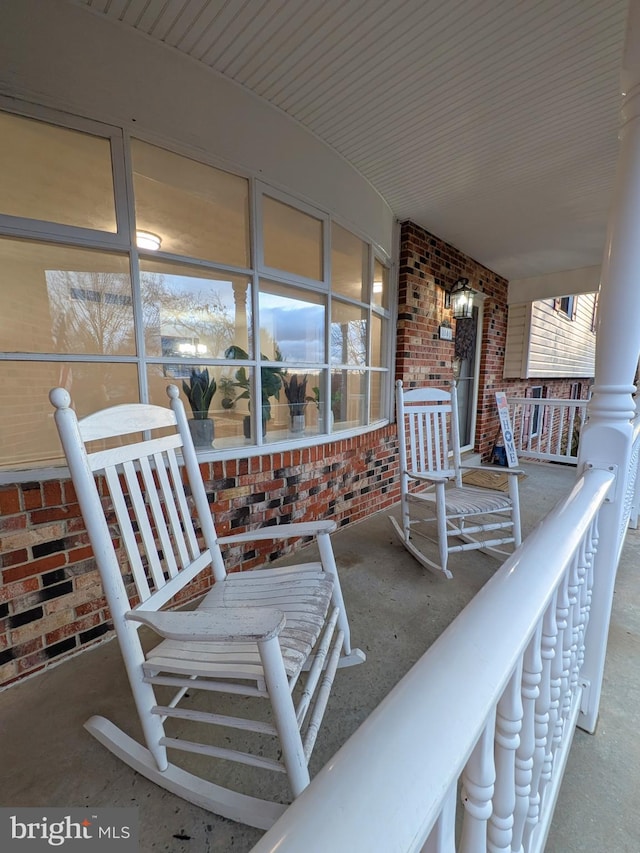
[136,230,162,251]
[443,277,475,319]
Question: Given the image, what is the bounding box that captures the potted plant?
[219,376,236,410]
[224,345,285,438]
[182,368,216,448]
[283,373,308,433]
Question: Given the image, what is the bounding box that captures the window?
[570,382,583,400]
[529,386,544,437]
[0,106,392,469]
[555,295,576,318]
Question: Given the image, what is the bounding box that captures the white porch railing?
[251,466,615,853]
[506,397,588,465]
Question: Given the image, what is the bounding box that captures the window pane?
[140,259,251,360]
[371,314,385,367]
[0,111,116,232]
[0,238,133,355]
[259,281,325,363]
[370,371,385,421]
[0,361,139,469]
[331,300,367,366]
[262,196,323,280]
[131,140,250,267]
[331,223,366,301]
[147,363,253,451]
[373,259,389,309]
[330,369,366,426]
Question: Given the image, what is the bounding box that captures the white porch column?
[576,0,640,733]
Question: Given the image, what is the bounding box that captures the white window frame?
[0,102,394,478]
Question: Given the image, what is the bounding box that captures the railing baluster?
[460,712,496,852]
[525,593,555,844]
[543,589,561,801]
[489,663,523,852]
[555,572,572,732]
[512,625,541,853]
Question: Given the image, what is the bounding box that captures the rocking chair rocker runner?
[49,385,365,830]
[390,380,522,579]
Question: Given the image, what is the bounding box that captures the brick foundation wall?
[0,429,399,687]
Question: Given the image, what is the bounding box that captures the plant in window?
[182,368,216,448]
[218,376,236,410]
[225,345,285,436]
[283,374,308,433]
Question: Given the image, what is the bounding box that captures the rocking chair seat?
[411,485,515,516]
[145,564,334,681]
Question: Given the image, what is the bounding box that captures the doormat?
[462,469,527,492]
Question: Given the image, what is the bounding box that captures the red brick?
[42,481,63,507]
[29,504,80,524]
[0,515,26,534]
[2,552,66,584]
[66,545,94,563]
[21,484,42,510]
[0,548,29,568]
[0,486,21,515]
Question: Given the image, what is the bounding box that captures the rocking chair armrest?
[406,470,455,484]
[125,607,286,642]
[460,464,525,476]
[217,520,337,545]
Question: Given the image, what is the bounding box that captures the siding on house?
[504,302,532,379]
[504,295,596,379]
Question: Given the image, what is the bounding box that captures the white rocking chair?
[390,380,522,579]
[49,384,365,830]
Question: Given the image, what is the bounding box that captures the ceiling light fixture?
[136,230,162,251]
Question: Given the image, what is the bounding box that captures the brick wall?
[0,429,399,687]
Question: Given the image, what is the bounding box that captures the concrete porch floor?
[0,461,638,852]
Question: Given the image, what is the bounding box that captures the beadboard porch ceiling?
[72,0,628,283]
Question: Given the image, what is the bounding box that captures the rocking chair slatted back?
[77,410,217,608]
[402,386,462,481]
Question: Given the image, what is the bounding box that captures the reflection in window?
[259,281,325,363]
[141,261,252,361]
[46,270,136,355]
[331,300,367,366]
[0,237,133,355]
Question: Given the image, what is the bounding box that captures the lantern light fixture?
[443,277,476,319]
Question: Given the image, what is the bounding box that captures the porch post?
[576,0,640,733]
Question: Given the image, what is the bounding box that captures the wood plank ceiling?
[72,0,628,282]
